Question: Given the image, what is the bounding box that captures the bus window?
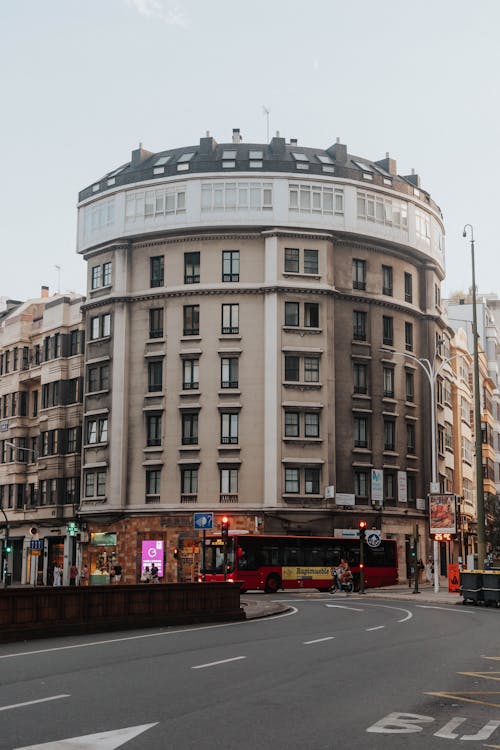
[258,545,281,567]
[326,546,341,567]
[283,545,301,566]
[237,539,258,571]
[302,539,327,566]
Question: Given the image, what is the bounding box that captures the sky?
[2,0,499,302]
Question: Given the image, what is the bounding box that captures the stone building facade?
[76,130,447,583]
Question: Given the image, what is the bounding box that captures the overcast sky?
[2,0,499,302]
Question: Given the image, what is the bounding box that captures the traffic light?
[4,542,12,554]
[358,520,367,541]
[173,547,179,559]
[221,516,229,542]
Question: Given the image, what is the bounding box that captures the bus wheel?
[264,574,281,594]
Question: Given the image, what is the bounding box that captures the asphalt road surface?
[0,593,499,749]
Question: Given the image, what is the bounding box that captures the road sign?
[194,512,213,530]
[366,530,382,548]
[29,539,44,550]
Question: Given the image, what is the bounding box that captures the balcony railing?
[180,493,198,504]
[220,493,238,504]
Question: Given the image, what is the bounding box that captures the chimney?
[326,139,347,164]
[403,169,421,188]
[131,143,154,167]
[232,128,242,144]
[269,133,286,156]
[375,152,397,176]
[199,133,218,155]
[290,138,298,146]
[41,286,49,299]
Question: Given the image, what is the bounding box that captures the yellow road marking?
[425,691,500,709]
[458,672,500,682]
[483,656,500,661]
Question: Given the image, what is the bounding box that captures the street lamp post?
[381,347,459,593]
[0,506,10,587]
[463,224,486,569]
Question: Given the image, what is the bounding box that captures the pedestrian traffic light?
[358,520,367,540]
[221,516,229,542]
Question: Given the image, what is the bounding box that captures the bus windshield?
[202,539,235,574]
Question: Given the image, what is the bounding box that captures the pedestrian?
[69,563,79,586]
[425,559,433,583]
[53,564,62,586]
[79,564,89,586]
[113,564,122,583]
[150,563,159,583]
[141,566,151,583]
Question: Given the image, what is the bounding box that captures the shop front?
[89,532,119,585]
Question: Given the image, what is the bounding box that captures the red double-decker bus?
[199,534,398,593]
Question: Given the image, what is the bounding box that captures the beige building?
[76,131,447,583]
[0,288,85,585]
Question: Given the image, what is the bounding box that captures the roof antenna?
[262,105,270,141]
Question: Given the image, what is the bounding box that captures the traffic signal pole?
[359,520,367,594]
[0,507,10,588]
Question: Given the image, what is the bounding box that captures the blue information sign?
[194,512,213,530]
[29,539,44,550]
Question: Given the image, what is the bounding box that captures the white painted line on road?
[416,605,474,613]
[192,656,246,670]
[366,626,385,631]
[12,723,158,749]
[303,636,335,645]
[0,694,70,712]
[0,606,299,660]
[326,604,364,612]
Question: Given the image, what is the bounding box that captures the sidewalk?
[362,582,462,605]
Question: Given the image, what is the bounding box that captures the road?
[0,592,499,749]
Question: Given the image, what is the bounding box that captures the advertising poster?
[371,469,383,505]
[397,471,407,503]
[141,540,164,577]
[429,494,457,535]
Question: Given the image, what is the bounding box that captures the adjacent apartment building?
[75,129,447,584]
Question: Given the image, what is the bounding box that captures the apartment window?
[90,313,111,340]
[405,371,414,402]
[285,468,299,493]
[384,472,395,502]
[304,357,320,382]
[382,265,393,296]
[221,304,239,334]
[183,359,199,390]
[405,322,413,352]
[404,272,413,303]
[222,250,240,282]
[383,367,394,398]
[87,364,109,392]
[221,413,238,444]
[63,477,78,504]
[384,419,396,451]
[435,283,441,308]
[69,330,79,356]
[284,411,299,437]
[284,355,299,381]
[437,377,443,406]
[85,471,106,498]
[184,252,200,284]
[220,468,238,495]
[53,334,61,358]
[67,427,77,453]
[148,360,163,392]
[146,414,162,447]
[407,475,416,503]
[32,390,38,417]
[103,261,112,286]
[353,311,367,341]
[183,305,200,336]
[91,265,101,289]
[304,412,320,438]
[407,423,416,454]
[382,316,393,347]
[146,468,161,497]
[149,308,164,339]
[353,259,366,290]
[354,416,368,448]
[303,249,318,275]
[221,357,238,388]
[305,468,320,494]
[354,470,369,498]
[86,417,108,444]
[181,468,198,494]
[353,363,368,394]
[284,248,299,273]
[304,303,319,328]
[182,412,199,445]
[285,302,299,327]
[150,255,164,287]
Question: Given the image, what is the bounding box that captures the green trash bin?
[482,571,500,607]
[460,570,483,605]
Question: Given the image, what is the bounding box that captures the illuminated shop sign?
[141,540,164,577]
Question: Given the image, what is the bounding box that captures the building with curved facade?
[76,129,447,583]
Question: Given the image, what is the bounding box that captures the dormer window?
[292,152,309,170]
[222,150,237,168]
[316,154,334,173]
[249,150,263,168]
[353,160,375,181]
[177,152,195,171]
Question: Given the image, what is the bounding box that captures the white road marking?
[12,723,158,749]
[0,695,70,712]
[0,606,299,660]
[366,626,385,631]
[192,656,246,670]
[326,604,364,612]
[416,605,474,613]
[303,636,335,645]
